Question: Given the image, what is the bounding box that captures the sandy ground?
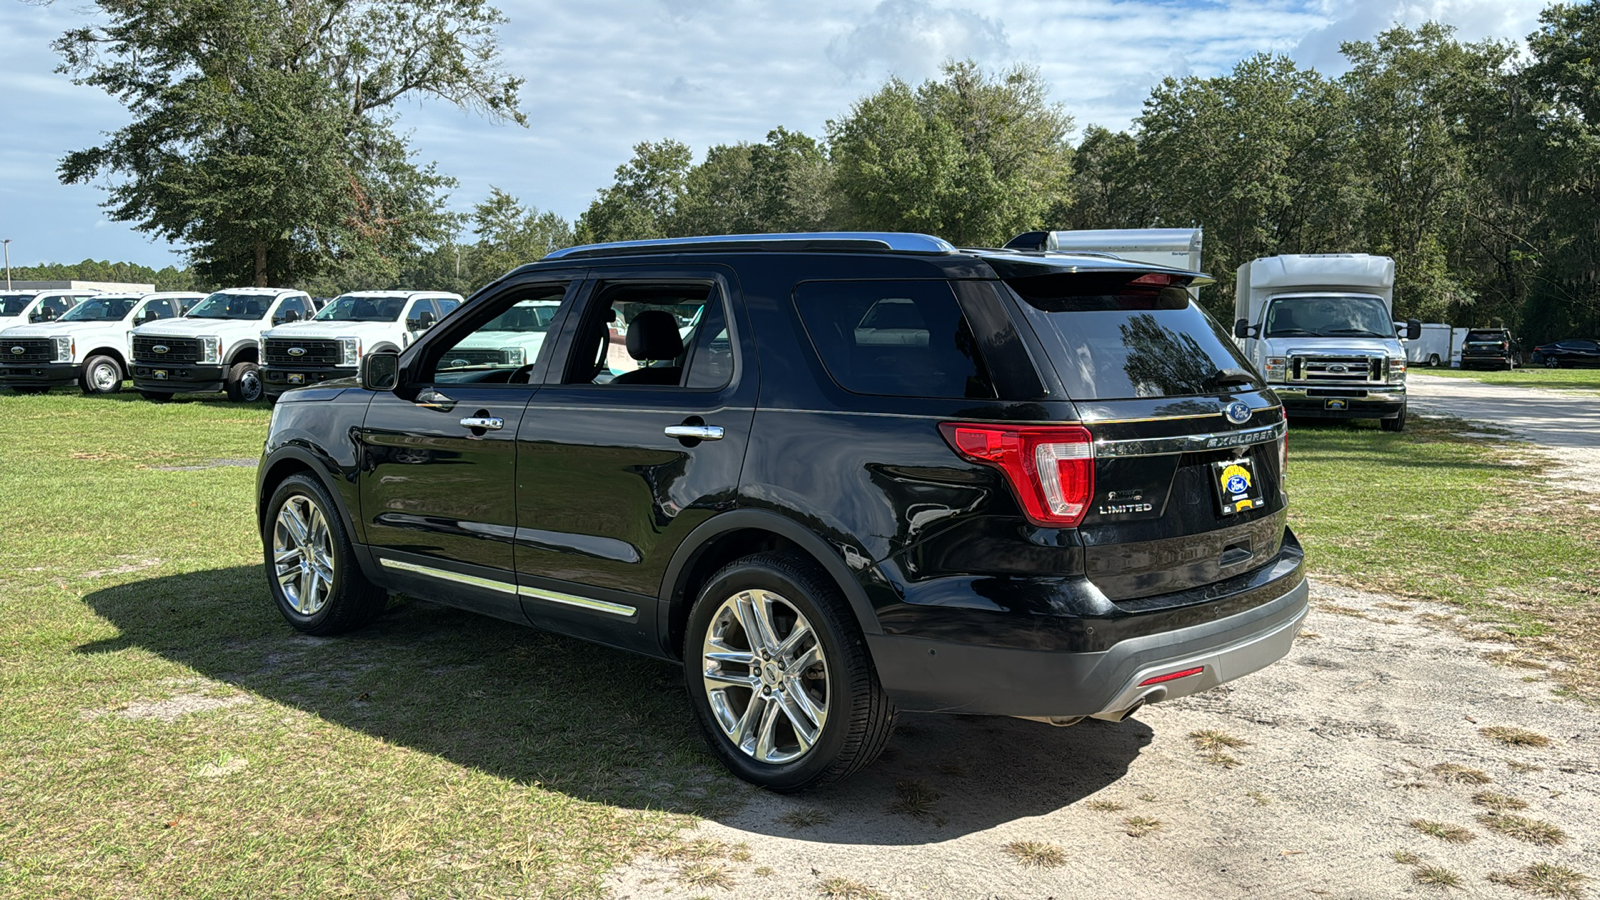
[611,584,1598,899]
[1407,373,1600,492]
[608,375,1600,899]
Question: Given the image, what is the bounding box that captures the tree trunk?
[253,239,267,287]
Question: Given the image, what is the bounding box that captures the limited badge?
[1212,458,1263,516]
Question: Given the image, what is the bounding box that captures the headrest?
[625,310,684,361]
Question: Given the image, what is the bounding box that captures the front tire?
[80,355,125,395]
[263,474,387,635]
[226,361,263,402]
[1381,402,1407,432]
[684,552,896,792]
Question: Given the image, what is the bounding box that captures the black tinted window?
[794,280,994,399]
[1005,273,1258,400]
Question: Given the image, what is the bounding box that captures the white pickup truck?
[130,287,315,402]
[1,289,99,334]
[259,291,462,399]
[0,292,205,394]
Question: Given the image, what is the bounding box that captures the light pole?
[3,239,10,290]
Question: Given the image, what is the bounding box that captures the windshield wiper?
[1267,328,1316,336]
[1322,328,1388,337]
[1206,368,1257,389]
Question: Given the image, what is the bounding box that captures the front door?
[358,278,580,623]
[514,267,756,653]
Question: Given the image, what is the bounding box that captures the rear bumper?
[1275,385,1404,419]
[1460,354,1512,369]
[867,537,1309,717]
[132,363,225,393]
[0,362,77,387]
[262,365,355,396]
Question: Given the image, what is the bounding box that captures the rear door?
[358,277,581,623]
[1000,271,1288,602]
[513,266,755,653]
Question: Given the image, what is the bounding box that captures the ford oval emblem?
[9,346,22,356]
[288,347,306,357]
[152,345,169,354]
[1328,364,1348,374]
[1225,401,1252,425]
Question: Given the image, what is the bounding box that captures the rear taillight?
[939,423,1095,527]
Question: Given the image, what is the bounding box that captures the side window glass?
[407,300,437,331]
[683,298,732,389]
[424,283,568,385]
[793,280,996,399]
[562,282,720,388]
[435,298,461,320]
[143,299,176,322]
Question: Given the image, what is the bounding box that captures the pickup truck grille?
[1288,355,1383,384]
[3,338,53,363]
[264,338,341,367]
[441,347,513,366]
[133,335,201,364]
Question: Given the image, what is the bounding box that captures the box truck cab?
[1233,254,1419,432]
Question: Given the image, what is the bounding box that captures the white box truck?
[1006,228,1203,271]
[1406,323,1452,368]
[1233,254,1420,431]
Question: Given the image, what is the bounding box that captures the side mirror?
[361,350,401,392]
[418,310,436,330]
[1406,318,1422,341]
[283,310,301,323]
[1234,318,1257,339]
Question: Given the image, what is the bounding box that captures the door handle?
[460,416,504,431]
[664,424,724,441]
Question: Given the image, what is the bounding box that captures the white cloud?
[825,0,1011,81]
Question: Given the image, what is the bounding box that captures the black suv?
[256,232,1308,791]
[1459,328,1522,370]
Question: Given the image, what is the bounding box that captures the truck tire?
[683,551,897,793]
[1427,354,1441,367]
[80,355,125,395]
[1381,403,1407,433]
[225,361,263,402]
[263,473,388,635]
[139,390,174,402]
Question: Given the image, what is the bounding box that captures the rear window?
[1466,330,1507,342]
[1005,273,1259,400]
[794,280,995,399]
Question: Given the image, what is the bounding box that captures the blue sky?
[0,0,1551,270]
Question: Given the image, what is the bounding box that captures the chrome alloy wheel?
[240,368,263,401]
[91,362,120,390]
[273,495,335,615]
[701,589,829,764]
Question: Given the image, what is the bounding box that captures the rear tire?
[263,473,387,635]
[1381,402,1407,432]
[1427,354,1440,367]
[226,361,263,402]
[139,390,174,403]
[80,355,124,395]
[1546,357,1561,369]
[684,551,896,792]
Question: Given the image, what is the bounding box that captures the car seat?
[610,309,684,386]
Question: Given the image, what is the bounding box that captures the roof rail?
[543,232,956,260]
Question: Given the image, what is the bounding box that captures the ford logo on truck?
[152,345,169,354]
[288,347,307,357]
[9,346,22,356]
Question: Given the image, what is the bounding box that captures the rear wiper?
[1207,368,1257,389]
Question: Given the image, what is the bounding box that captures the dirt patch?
[80,557,162,579]
[146,458,259,472]
[606,580,1600,898]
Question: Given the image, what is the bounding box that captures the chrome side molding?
[377,557,637,617]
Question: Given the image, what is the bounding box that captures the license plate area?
[1211,457,1263,516]
[288,373,305,384]
[153,369,168,380]
[1324,398,1348,410]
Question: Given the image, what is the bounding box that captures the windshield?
[187,292,273,320]
[1005,273,1260,400]
[1265,295,1394,338]
[315,295,408,322]
[0,294,35,317]
[58,297,139,322]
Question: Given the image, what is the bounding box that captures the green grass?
[1288,416,1600,698]
[0,390,739,898]
[1421,366,1600,394]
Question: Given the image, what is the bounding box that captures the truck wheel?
[139,390,174,402]
[263,474,387,635]
[226,361,263,402]
[80,355,125,395]
[1381,403,1407,433]
[1427,354,1441,367]
[684,551,897,792]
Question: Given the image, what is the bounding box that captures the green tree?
[675,128,834,236]
[55,0,523,288]
[467,187,575,286]
[828,60,1074,246]
[576,139,694,243]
